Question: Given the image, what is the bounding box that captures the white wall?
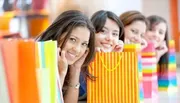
[48,0,142,20]
[142,0,180,66]
[104,0,142,16]
[142,0,171,39]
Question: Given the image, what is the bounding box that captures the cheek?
[113,38,119,45]
[77,48,87,59]
[146,31,154,37]
[62,41,72,51]
[125,31,134,39]
[95,34,105,43]
[159,35,165,42]
[125,28,132,37]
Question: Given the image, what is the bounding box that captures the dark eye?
[112,33,119,36]
[131,29,138,34]
[69,37,76,42]
[100,29,108,34]
[82,43,88,47]
[159,30,164,35]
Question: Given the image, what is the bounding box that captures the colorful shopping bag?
[35,42,51,103]
[124,44,144,103]
[158,40,178,92]
[142,42,158,99]
[87,52,140,103]
[0,44,10,103]
[35,41,64,103]
[0,39,40,103]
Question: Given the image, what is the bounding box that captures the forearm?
[64,69,81,103]
[64,86,79,103]
[59,73,66,87]
[156,55,161,63]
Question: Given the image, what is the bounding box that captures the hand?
[95,47,105,52]
[124,38,131,44]
[156,41,168,62]
[58,48,68,75]
[141,38,147,50]
[113,40,124,52]
[70,48,89,70]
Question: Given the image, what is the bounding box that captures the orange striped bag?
[87,52,140,103]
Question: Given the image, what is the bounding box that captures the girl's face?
[144,22,167,48]
[61,27,90,65]
[95,18,120,52]
[124,20,146,44]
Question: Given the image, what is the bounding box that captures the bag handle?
[99,53,122,72]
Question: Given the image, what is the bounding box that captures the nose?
[151,31,158,38]
[72,43,81,54]
[152,34,157,39]
[105,33,113,41]
[134,35,141,43]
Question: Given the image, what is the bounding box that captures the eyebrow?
[103,26,109,30]
[70,35,78,39]
[131,28,138,30]
[70,35,89,43]
[103,26,119,32]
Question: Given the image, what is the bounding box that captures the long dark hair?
[147,15,169,76]
[91,10,124,41]
[36,10,96,79]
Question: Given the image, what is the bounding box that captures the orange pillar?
[170,0,180,52]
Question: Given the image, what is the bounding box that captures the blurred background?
[0,0,180,102]
[0,0,179,65]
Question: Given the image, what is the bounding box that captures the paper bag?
[87,52,140,103]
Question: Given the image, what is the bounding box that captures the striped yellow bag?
[87,52,139,103]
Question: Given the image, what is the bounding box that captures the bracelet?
[67,82,80,89]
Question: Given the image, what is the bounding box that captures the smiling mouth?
[66,52,77,61]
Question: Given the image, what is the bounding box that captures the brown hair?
[36,10,96,83]
[37,10,95,67]
[120,10,148,29]
[147,15,169,76]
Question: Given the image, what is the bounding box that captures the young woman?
[144,15,169,76]
[120,10,149,50]
[79,10,124,100]
[36,10,96,103]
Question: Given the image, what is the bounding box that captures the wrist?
[67,82,80,89]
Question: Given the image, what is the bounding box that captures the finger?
[57,48,61,56]
[141,39,147,48]
[159,41,167,50]
[124,38,129,44]
[163,44,168,51]
[61,50,66,60]
[118,40,124,45]
[95,47,101,52]
[114,42,124,52]
[100,48,105,52]
[85,48,90,54]
[114,46,122,52]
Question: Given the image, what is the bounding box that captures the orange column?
[170,0,180,52]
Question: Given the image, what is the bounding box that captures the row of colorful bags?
[87,40,178,103]
[0,39,178,103]
[0,39,64,103]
